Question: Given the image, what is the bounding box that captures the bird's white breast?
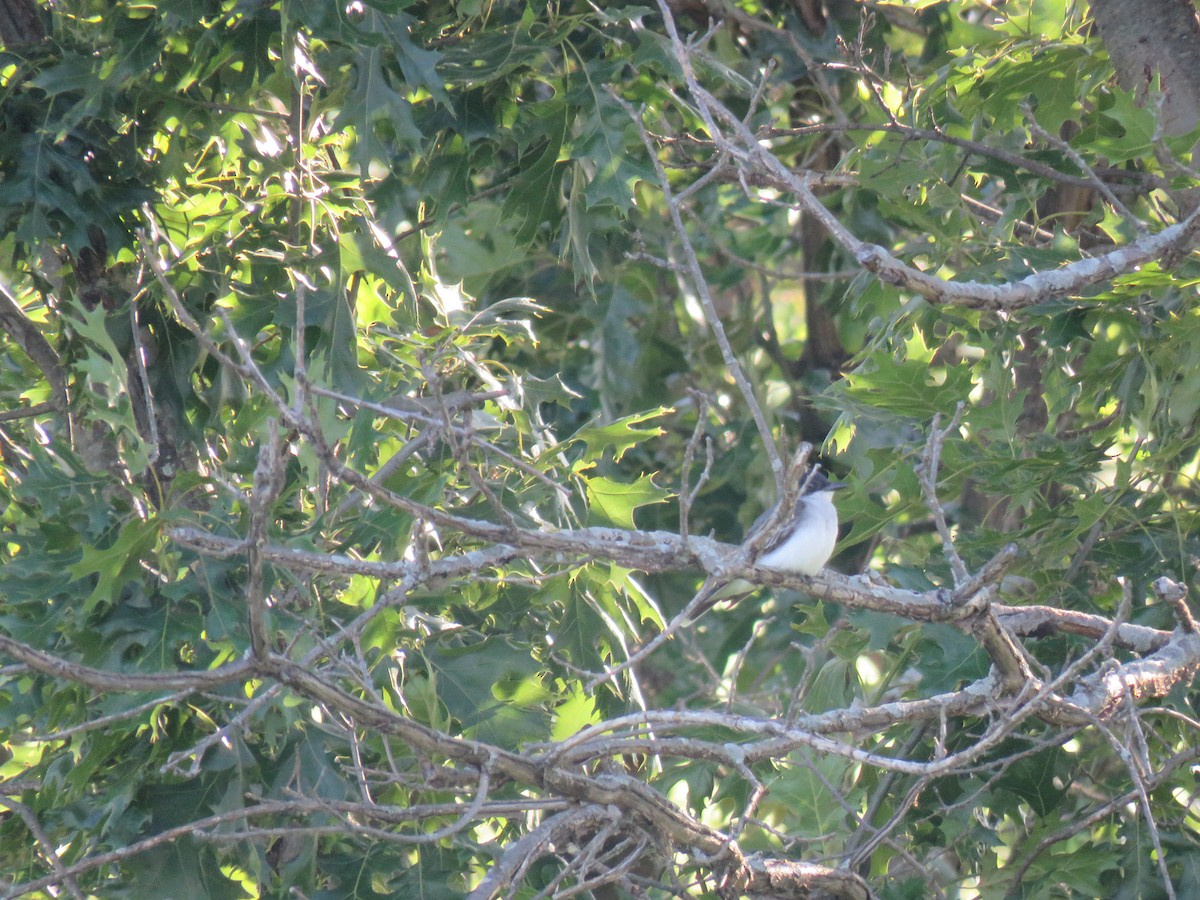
[756,493,839,575]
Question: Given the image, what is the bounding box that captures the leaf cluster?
[2,2,1200,898]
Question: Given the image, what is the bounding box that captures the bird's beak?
[827,481,849,491]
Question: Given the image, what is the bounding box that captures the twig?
[0,796,86,900]
[0,631,256,692]
[1004,746,1200,894]
[678,389,713,538]
[468,807,616,900]
[843,723,932,867]
[247,418,285,657]
[1093,706,1175,900]
[1022,103,1141,229]
[128,293,160,464]
[584,579,721,692]
[917,406,969,586]
[140,218,295,422]
[655,3,1200,310]
[162,684,283,777]
[0,401,55,423]
[27,690,191,743]
[764,122,1151,194]
[610,87,784,487]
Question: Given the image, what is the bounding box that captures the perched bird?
[692,468,847,616]
[754,468,846,574]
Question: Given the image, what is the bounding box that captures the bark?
[1090,0,1200,135]
[0,0,43,47]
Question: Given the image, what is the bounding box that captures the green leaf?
[68,517,161,614]
[992,745,1070,817]
[571,408,670,464]
[421,636,546,743]
[1096,90,1159,161]
[362,8,451,109]
[554,579,611,672]
[837,351,975,420]
[550,683,601,741]
[767,751,849,840]
[502,99,569,244]
[565,77,655,211]
[584,472,670,528]
[333,44,423,168]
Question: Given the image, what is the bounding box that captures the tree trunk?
[1090,0,1200,135]
[0,0,43,47]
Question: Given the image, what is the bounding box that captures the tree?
[3,1,1200,897]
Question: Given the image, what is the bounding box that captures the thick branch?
[731,857,875,900]
[1067,631,1200,716]
[170,524,1178,656]
[997,605,1169,654]
[0,632,255,692]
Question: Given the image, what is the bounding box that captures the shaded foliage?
[2,1,1200,898]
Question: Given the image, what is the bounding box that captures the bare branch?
[247,417,285,657]
[655,1,1200,312]
[0,796,86,900]
[610,87,785,486]
[1022,102,1141,229]
[1066,630,1200,716]
[0,632,256,692]
[468,808,618,900]
[678,389,713,538]
[917,404,969,586]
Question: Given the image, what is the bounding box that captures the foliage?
[2,1,1200,898]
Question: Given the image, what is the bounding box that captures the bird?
[691,467,847,617]
[754,468,846,574]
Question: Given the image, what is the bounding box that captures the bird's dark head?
[803,468,848,495]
